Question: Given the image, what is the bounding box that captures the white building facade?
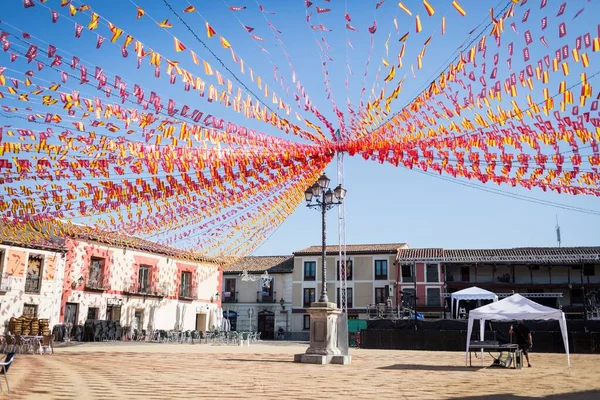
[0,241,67,331]
[60,237,222,334]
[221,256,293,339]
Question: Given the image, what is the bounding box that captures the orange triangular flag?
[206,22,216,38]
[174,37,186,52]
[157,19,172,28]
[184,5,196,12]
[220,36,231,49]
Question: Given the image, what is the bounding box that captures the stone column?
[294,302,351,365]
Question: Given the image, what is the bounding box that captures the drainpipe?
[395,260,400,309]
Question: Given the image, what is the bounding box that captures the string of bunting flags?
[0,0,598,265]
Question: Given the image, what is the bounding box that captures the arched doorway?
[257,310,275,340]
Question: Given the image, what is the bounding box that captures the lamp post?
[304,174,347,303]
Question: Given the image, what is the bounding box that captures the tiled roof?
[396,246,600,263]
[223,256,293,273]
[0,221,219,264]
[294,243,407,256]
[396,248,444,260]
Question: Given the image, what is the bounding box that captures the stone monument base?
[294,354,352,365]
[293,301,351,365]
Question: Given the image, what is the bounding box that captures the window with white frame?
[336,287,353,308]
[401,264,414,282]
[374,260,388,280]
[303,288,315,307]
[426,287,441,307]
[426,263,439,283]
[375,287,387,304]
[336,260,353,280]
[303,315,311,330]
[25,254,44,293]
[304,261,316,281]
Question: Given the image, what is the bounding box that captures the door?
[195,313,207,332]
[257,310,275,340]
[133,310,143,331]
[64,303,78,325]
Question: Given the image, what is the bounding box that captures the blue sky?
[1,0,598,255]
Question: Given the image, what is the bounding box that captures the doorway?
[257,310,275,340]
[64,303,78,325]
[133,310,144,331]
[195,313,207,332]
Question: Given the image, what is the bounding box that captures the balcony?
[25,276,41,293]
[85,274,110,291]
[0,276,12,292]
[222,291,238,303]
[124,282,164,298]
[257,290,277,303]
[179,285,197,300]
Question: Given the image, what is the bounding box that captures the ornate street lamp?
[305,173,346,303]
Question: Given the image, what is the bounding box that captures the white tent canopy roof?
[451,286,498,318]
[469,293,562,320]
[452,286,498,301]
[466,294,570,370]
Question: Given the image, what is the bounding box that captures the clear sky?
[1,0,598,255]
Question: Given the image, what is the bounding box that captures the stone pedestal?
[294,302,351,365]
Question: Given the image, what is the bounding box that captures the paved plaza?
[2,342,600,399]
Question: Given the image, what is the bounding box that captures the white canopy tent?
[465,294,570,370]
[451,286,498,319]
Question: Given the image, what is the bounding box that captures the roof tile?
[223,256,293,273]
[294,243,407,256]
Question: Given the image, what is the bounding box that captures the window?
[25,254,44,293]
[336,287,353,308]
[426,264,439,283]
[180,271,192,298]
[304,261,316,281]
[138,265,150,293]
[106,304,122,321]
[303,288,315,307]
[88,257,106,288]
[375,287,387,304]
[261,281,273,302]
[584,264,595,276]
[23,304,38,318]
[303,315,311,330]
[401,265,413,282]
[336,260,353,280]
[223,278,237,302]
[571,288,583,305]
[426,288,441,307]
[461,266,470,282]
[401,288,416,307]
[87,307,99,320]
[374,260,388,280]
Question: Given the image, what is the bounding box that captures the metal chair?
[0,352,15,393]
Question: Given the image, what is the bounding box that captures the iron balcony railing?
[257,290,277,303]
[126,282,164,297]
[222,291,238,303]
[179,285,197,300]
[25,276,41,293]
[85,274,110,291]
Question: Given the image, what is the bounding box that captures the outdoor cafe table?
[468,340,520,368]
